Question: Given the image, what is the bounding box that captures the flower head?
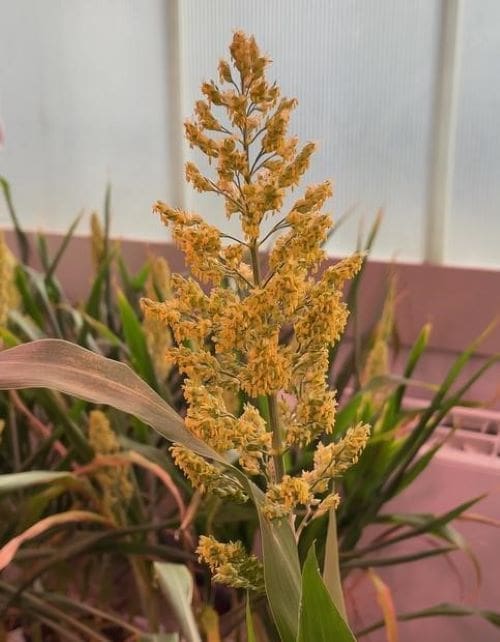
[142,31,370,589]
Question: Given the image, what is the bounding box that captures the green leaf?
[392,443,442,495]
[79,311,125,348]
[153,562,202,642]
[37,232,51,272]
[0,471,73,493]
[323,508,347,619]
[8,310,44,341]
[246,594,258,642]
[250,487,301,642]
[45,212,83,281]
[0,176,30,262]
[372,495,484,553]
[356,602,500,637]
[83,249,115,321]
[297,545,356,642]
[14,266,45,329]
[117,289,158,388]
[23,267,63,336]
[341,546,456,570]
[390,323,431,415]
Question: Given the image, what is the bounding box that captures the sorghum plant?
[141,29,369,609]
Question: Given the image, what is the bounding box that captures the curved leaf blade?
[153,562,202,642]
[298,545,356,642]
[0,471,73,493]
[0,339,221,463]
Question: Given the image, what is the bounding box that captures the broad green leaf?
[250,485,301,642]
[117,289,158,388]
[153,562,202,642]
[0,339,220,463]
[323,508,347,619]
[297,545,356,642]
[246,594,258,642]
[0,471,73,493]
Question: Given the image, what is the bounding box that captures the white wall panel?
[1,1,497,267]
[448,0,500,267]
[180,0,440,260]
[0,0,176,240]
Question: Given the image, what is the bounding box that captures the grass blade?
[298,545,356,642]
[0,470,73,493]
[0,176,30,262]
[117,289,158,389]
[153,562,202,642]
[45,212,83,282]
[356,602,500,637]
[246,594,258,642]
[323,507,347,619]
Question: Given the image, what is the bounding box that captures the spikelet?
[197,535,265,592]
[90,212,105,271]
[0,231,20,325]
[142,255,174,380]
[88,410,133,514]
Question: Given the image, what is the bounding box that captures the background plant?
[0,182,204,640]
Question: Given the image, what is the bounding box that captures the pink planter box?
[346,429,500,641]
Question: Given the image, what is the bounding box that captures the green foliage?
[297,546,356,642]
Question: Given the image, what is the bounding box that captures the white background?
[0,1,498,267]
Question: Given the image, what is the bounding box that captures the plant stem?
[267,393,285,481]
[249,241,285,482]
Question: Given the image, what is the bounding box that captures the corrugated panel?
[448,0,500,268]
[0,0,176,240]
[180,0,441,260]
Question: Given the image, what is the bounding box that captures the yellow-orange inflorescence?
[0,232,20,326]
[196,535,265,592]
[141,31,370,590]
[87,410,133,516]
